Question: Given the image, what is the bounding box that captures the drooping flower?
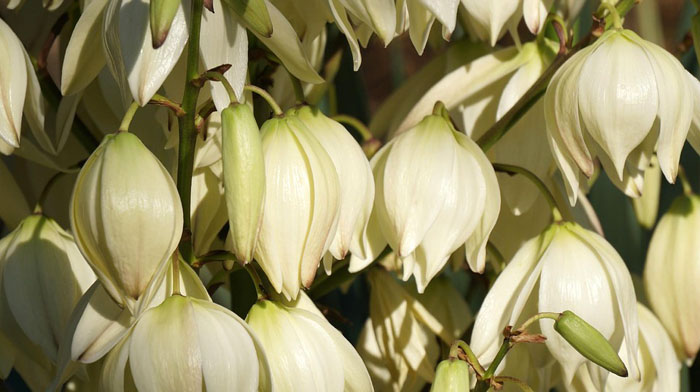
[396,40,556,216]
[1,215,95,363]
[246,298,372,391]
[470,222,639,389]
[0,17,47,155]
[360,110,499,288]
[71,131,183,314]
[545,29,696,203]
[293,106,374,271]
[99,295,271,392]
[644,193,700,364]
[255,112,340,299]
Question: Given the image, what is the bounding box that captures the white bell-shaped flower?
[644,193,700,364]
[99,295,271,392]
[364,110,499,289]
[255,112,340,300]
[294,106,374,271]
[71,131,183,313]
[1,215,96,363]
[545,29,696,203]
[246,298,372,392]
[470,222,639,389]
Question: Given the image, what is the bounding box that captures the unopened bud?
[554,310,628,377]
[227,0,273,38]
[149,0,181,48]
[222,103,265,264]
[430,359,471,392]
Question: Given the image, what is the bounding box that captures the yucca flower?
[1,215,95,363]
[470,222,639,389]
[99,295,271,392]
[255,112,340,299]
[545,29,696,203]
[644,193,700,364]
[71,131,183,314]
[430,358,471,392]
[246,298,372,391]
[293,106,374,271]
[0,18,47,155]
[359,110,499,288]
[460,0,553,46]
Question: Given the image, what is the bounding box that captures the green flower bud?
[149,0,181,48]
[225,0,273,38]
[430,359,471,392]
[222,103,265,264]
[554,310,628,377]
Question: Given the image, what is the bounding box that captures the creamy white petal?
[296,107,374,262]
[629,30,693,182]
[107,0,189,106]
[577,32,658,180]
[200,1,248,109]
[456,131,500,273]
[0,18,28,148]
[460,0,520,46]
[336,0,396,45]
[381,116,457,257]
[250,0,323,84]
[523,0,551,34]
[129,296,202,392]
[61,0,108,96]
[470,230,551,362]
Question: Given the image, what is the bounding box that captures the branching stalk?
[118,101,141,132]
[244,85,283,115]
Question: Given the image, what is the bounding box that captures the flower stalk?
[493,163,562,222]
[176,0,205,264]
[244,85,283,115]
[118,101,141,132]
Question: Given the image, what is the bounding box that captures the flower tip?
[151,32,168,49]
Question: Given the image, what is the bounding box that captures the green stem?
[493,163,562,222]
[598,2,622,29]
[172,252,181,296]
[516,312,561,332]
[481,338,511,382]
[451,340,485,377]
[678,165,694,196]
[203,71,237,104]
[118,101,140,132]
[149,94,185,117]
[244,85,283,115]
[332,114,373,142]
[245,264,267,300]
[289,72,305,103]
[34,169,72,213]
[176,0,205,264]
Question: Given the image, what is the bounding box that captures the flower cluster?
[0,0,698,391]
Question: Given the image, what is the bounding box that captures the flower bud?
[71,131,183,313]
[255,114,340,300]
[1,215,95,363]
[644,194,700,364]
[545,29,696,203]
[293,106,374,270]
[222,103,265,263]
[227,0,273,38]
[100,295,271,391]
[430,359,471,392]
[554,310,628,377]
[246,299,372,392]
[149,0,181,48]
